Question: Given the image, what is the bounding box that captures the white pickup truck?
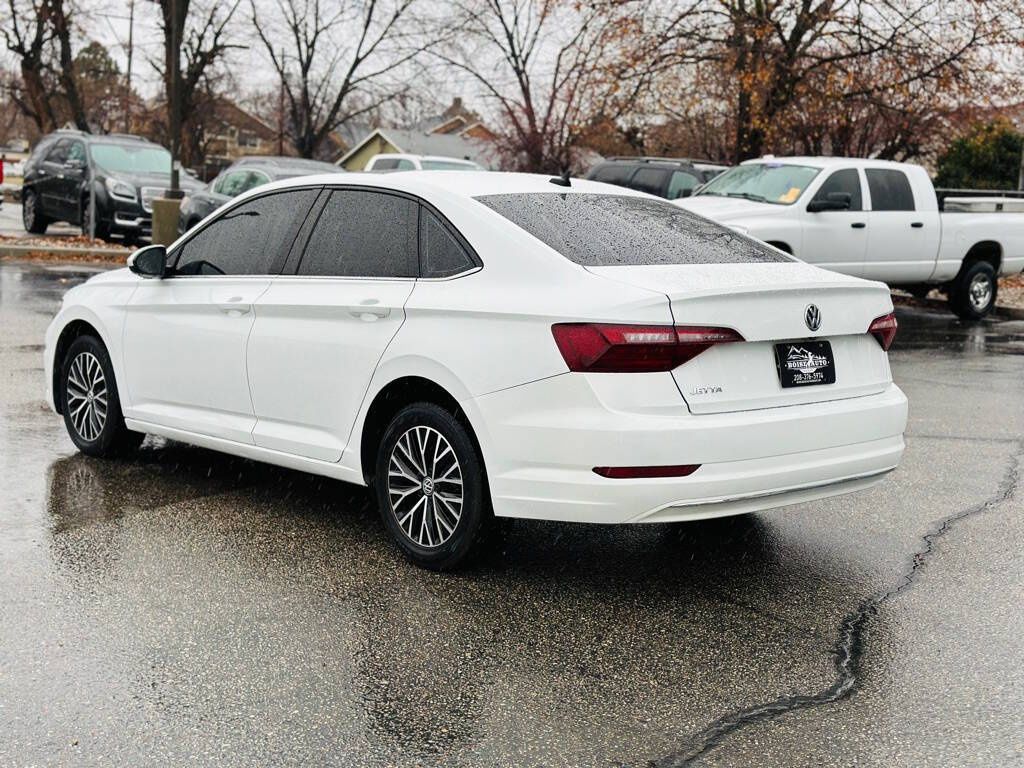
[674,157,1024,319]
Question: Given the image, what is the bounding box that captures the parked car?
[21,130,203,241]
[364,153,483,171]
[585,157,706,200]
[179,156,340,232]
[691,160,731,183]
[45,171,907,569]
[675,156,1024,319]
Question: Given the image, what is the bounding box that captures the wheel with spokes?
[60,335,143,457]
[375,402,491,570]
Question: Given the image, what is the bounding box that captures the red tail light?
[551,323,744,373]
[868,313,898,351]
[593,464,701,479]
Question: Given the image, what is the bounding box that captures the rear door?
[123,188,318,442]
[247,187,417,461]
[38,140,71,217]
[863,167,941,282]
[801,167,868,276]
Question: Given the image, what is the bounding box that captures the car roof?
[597,156,699,169]
[740,156,917,170]
[235,170,651,204]
[374,153,480,164]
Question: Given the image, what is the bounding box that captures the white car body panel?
[676,157,1024,285]
[45,171,908,526]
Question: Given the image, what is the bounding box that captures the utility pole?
[124,0,134,134]
[167,0,182,198]
[277,48,284,156]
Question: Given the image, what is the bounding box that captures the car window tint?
[239,170,270,194]
[372,158,398,170]
[45,140,70,164]
[217,171,252,197]
[174,189,317,276]
[812,169,862,211]
[420,208,475,278]
[667,170,699,200]
[395,159,415,169]
[866,169,915,211]
[475,193,791,266]
[591,165,633,186]
[66,142,87,166]
[629,167,668,196]
[298,189,417,278]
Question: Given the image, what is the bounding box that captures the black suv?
[21,130,202,241]
[586,157,725,200]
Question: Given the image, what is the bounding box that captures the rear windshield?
[474,193,791,266]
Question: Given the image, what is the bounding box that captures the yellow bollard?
[150,198,182,247]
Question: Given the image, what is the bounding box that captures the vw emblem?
[421,477,435,496]
[804,304,822,332]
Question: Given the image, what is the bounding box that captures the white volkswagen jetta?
[45,172,907,569]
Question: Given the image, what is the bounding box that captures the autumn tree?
[1,0,89,132]
[437,0,648,173]
[249,0,430,159]
[636,0,1023,162]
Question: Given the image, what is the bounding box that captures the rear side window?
[866,169,914,211]
[812,169,862,211]
[419,208,475,277]
[476,193,790,266]
[628,167,668,197]
[591,165,633,186]
[174,189,317,275]
[298,189,417,278]
[667,170,699,200]
[371,158,398,170]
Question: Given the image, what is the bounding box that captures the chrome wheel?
[968,273,992,312]
[387,425,463,548]
[66,351,108,442]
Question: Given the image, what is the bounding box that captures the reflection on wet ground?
[2,262,1022,767]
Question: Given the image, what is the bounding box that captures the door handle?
[350,308,390,321]
[851,222,866,229]
[216,296,252,315]
[911,222,924,228]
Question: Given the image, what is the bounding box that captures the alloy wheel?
[968,273,992,312]
[387,425,464,548]
[66,351,108,442]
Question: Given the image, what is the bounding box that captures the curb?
[891,292,1024,321]
[0,244,127,263]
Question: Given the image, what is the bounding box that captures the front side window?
[629,167,668,197]
[216,170,254,197]
[66,142,87,166]
[811,169,863,211]
[297,189,417,278]
[173,189,317,275]
[697,163,820,205]
[420,208,475,277]
[476,193,791,266]
[45,140,70,165]
[866,169,915,211]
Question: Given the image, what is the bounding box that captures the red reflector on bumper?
[593,464,701,479]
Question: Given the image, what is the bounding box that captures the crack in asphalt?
[649,441,1022,768]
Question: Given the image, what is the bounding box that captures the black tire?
[22,189,49,234]
[60,335,144,457]
[374,402,491,570]
[80,196,111,241]
[949,260,997,321]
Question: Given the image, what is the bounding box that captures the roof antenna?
[549,166,571,187]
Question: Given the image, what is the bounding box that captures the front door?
[248,188,419,462]
[122,188,319,443]
[801,168,868,276]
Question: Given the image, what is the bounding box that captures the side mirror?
[128,244,167,279]
[807,192,851,213]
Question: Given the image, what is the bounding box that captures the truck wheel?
[950,261,997,321]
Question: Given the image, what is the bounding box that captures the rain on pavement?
[1,260,1022,767]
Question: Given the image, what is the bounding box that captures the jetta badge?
[804,304,822,332]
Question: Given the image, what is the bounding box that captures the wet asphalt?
[1,260,1022,767]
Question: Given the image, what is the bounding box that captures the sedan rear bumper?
[468,374,907,524]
